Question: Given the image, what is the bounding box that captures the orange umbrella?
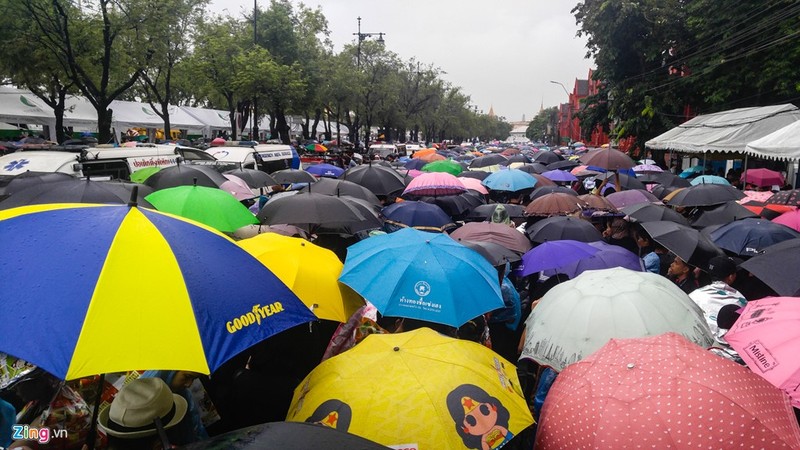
[411,148,437,159]
[417,153,446,163]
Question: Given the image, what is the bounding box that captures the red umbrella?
[741,168,785,188]
[536,333,800,449]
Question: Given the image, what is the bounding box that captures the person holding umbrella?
[688,256,747,347]
[667,255,699,295]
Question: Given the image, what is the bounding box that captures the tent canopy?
[744,120,800,161]
[109,100,205,130]
[181,106,232,132]
[0,86,55,126]
[645,104,800,155]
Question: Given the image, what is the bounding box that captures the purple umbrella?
[518,240,600,276]
[606,189,661,209]
[542,169,578,183]
[544,240,644,279]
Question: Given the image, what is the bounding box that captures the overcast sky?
[208,0,592,123]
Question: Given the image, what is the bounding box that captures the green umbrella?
[129,166,162,184]
[421,159,463,176]
[145,185,259,232]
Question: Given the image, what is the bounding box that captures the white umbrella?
[520,267,713,371]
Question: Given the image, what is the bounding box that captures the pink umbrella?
[402,172,466,197]
[742,168,785,188]
[457,176,489,195]
[631,164,663,174]
[222,174,257,200]
[536,332,800,449]
[725,297,800,408]
[406,169,423,178]
[772,209,800,232]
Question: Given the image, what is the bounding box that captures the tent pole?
[743,153,749,187]
[703,151,707,175]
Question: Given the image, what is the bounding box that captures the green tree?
[526,106,558,143]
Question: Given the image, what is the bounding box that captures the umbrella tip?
[627,363,635,369]
[193,177,198,187]
[393,346,400,352]
[128,185,139,208]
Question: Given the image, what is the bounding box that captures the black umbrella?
[297,177,381,206]
[525,216,603,244]
[765,189,800,207]
[740,238,800,296]
[181,421,390,450]
[532,152,563,165]
[416,190,486,220]
[640,220,724,270]
[665,184,745,207]
[0,171,76,196]
[271,169,317,184]
[516,163,549,175]
[257,192,366,230]
[457,239,522,267]
[650,184,681,200]
[689,202,759,228]
[145,164,228,190]
[340,164,406,196]
[225,168,278,189]
[458,170,490,181]
[707,218,800,257]
[500,154,532,165]
[468,203,526,221]
[316,196,383,235]
[528,186,578,201]
[593,172,646,191]
[546,159,580,171]
[469,154,508,168]
[0,179,153,210]
[621,203,689,225]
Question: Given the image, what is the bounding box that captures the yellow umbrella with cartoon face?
[286,328,533,449]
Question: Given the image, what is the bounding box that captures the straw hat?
[98,378,188,439]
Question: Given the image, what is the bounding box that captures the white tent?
[744,120,800,160]
[181,106,232,137]
[63,95,101,130]
[109,100,205,131]
[645,104,800,154]
[0,86,55,129]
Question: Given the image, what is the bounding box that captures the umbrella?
[605,189,660,209]
[741,168,785,188]
[739,239,800,296]
[631,164,663,174]
[640,220,724,270]
[535,333,800,449]
[183,421,389,450]
[516,163,549,175]
[592,172,646,191]
[578,147,635,170]
[532,152,563,165]
[145,185,259,232]
[689,202,758,228]
[541,170,578,183]
[416,190,486,220]
[708,217,800,257]
[271,169,317,184]
[232,224,309,240]
[458,170,490,181]
[467,203,526,222]
[224,168,279,190]
[525,216,603,244]
[129,166,162,184]
[500,154,531,165]
[520,268,713,372]
[306,143,328,153]
[341,164,406,197]
[0,178,154,210]
[221,174,258,200]
[381,201,455,232]
[518,240,600,276]
[766,189,800,207]
[645,171,692,188]
[0,171,76,196]
[529,186,578,201]
[524,192,588,216]
[542,240,644,279]
[621,203,689,225]
[528,173,557,188]
[679,164,706,178]
[725,297,800,408]
[306,163,345,179]
[576,194,617,212]
[457,176,489,195]
[421,159,463,176]
[411,148,437,159]
[237,233,363,323]
[666,183,746,207]
[257,192,366,230]
[296,177,381,206]
[481,169,537,192]
[403,172,467,197]
[457,240,522,267]
[449,221,532,254]
[339,228,504,327]
[286,328,534,449]
[403,158,427,170]
[690,174,730,186]
[772,209,800,232]
[469,154,507,168]
[0,203,315,380]
[416,152,446,163]
[545,159,580,171]
[144,164,228,190]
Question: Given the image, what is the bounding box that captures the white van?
[0,144,217,180]
[206,143,297,173]
[369,143,407,159]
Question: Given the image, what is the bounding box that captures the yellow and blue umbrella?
[339,227,504,327]
[0,203,316,380]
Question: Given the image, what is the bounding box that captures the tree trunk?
[97,106,114,144]
[275,110,291,144]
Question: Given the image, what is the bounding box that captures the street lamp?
[550,80,574,144]
[352,16,385,150]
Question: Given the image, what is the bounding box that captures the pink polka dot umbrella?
[535,332,800,449]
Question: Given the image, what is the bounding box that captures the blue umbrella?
[518,240,600,276]
[679,165,706,178]
[339,227,504,327]
[708,217,800,257]
[542,169,579,183]
[543,240,644,279]
[404,159,428,170]
[381,201,454,231]
[481,169,538,192]
[690,175,729,186]
[306,163,344,178]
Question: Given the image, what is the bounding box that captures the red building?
[555,69,611,147]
